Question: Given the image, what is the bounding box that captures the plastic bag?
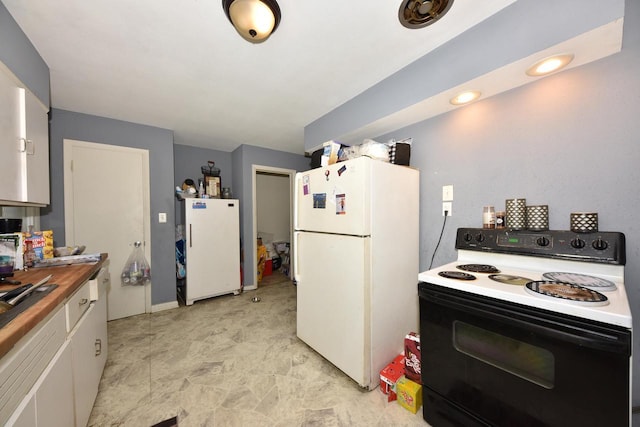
[121,241,151,286]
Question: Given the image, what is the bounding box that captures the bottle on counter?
[23,240,37,269]
[496,211,506,229]
[483,206,496,229]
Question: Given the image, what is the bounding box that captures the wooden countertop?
[0,256,107,359]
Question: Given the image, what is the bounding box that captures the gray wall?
[173,144,233,225]
[372,0,639,416]
[42,109,177,306]
[304,0,625,151]
[231,144,309,287]
[256,173,291,243]
[0,1,49,107]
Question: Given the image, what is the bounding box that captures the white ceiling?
[2,0,516,154]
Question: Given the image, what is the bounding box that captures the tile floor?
[88,276,429,426]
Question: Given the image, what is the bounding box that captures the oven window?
[453,321,555,389]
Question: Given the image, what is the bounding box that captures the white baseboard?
[151,300,179,312]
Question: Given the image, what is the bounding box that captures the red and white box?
[404,332,421,384]
[379,354,405,402]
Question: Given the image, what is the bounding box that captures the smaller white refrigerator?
[182,198,241,305]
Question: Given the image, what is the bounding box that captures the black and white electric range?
[418,228,632,427]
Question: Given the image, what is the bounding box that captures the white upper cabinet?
[0,62,50,206]
[0,66,22,202]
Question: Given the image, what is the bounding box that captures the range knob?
[570,238,586,249]
[592,238,608,251]
[475,233,485,243]
[464,232,473,242]
[536,236,550,247]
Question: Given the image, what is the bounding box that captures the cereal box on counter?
[23,230,54,260]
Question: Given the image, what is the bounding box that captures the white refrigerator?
[182,198,241,305]
[294,156,419,389]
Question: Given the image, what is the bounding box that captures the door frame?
[63,139,152,315]
[249,164,296,290]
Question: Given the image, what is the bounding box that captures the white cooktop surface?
[418,251,631,328]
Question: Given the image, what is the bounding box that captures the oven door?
[418,282,631,427]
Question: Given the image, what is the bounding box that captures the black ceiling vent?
[399,0,454,29]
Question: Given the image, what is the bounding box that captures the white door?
[294,230,372,388]
[63,139,150,320]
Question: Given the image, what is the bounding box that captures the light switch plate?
[442,185,453,201]
[158,213,167,223]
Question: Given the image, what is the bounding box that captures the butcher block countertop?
[0,255,107,359]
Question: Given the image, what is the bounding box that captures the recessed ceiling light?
[526,54,574,76]
[450,90,481,105]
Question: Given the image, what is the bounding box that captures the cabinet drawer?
[65,281,91,333]
[89,266,109,301]
[0,307,65,426]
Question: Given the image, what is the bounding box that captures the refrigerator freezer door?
[185,199,240,305]
[295,230,373,388]
[295,157,370,236]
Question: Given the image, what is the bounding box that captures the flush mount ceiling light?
[222,0,281,43]
[526,54,575,76]
[450,90,481,106]
[399,0,454,29]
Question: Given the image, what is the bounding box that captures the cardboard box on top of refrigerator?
[404,332,421,384]
[23,230,54,260]
[321,140,341,166]
[380,354,405,402]
[397,375,422,414]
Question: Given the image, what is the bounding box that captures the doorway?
[63,139,151,320]
[250,165,295,290]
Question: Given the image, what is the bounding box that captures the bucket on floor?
[263,259,272,276]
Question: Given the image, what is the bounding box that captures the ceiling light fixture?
[450,90,481,106]
[399,0,454,29]
[526,54,574,76]
[222,0,281,43]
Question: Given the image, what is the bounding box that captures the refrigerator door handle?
[293,231,300,283]
[189,223,192,248]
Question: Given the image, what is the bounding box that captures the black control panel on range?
[455,228,626,265]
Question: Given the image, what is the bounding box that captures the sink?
[0,284,58,329]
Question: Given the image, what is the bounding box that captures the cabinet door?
[0,65,22,202]
[71,302,106,427]
[22,89,50,205]
[4,395,36,427]
[35,341,74,427]
[94,294,108,374]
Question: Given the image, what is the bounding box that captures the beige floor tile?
[88,280,428,426]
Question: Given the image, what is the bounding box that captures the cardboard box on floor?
[379,354,405,402]
[397,376,422,414]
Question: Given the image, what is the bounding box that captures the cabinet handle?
[79,298,89,306]
[95,339,102,356]
[19,138,35,155]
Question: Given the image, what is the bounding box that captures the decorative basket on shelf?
[201,161,220,177]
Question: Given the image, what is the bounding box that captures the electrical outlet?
[442,202,452,216]
[158,212,167,223]
[442,185,453,201]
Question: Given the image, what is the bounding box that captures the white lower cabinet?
[35,342,74,427]
[70,295,108,427]
[3,268,109,427]
[5,394,35,427]
[5,337,74,427]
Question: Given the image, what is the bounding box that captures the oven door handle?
[431,292,631,355]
